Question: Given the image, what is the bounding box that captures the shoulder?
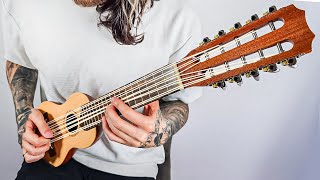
[2,0,27,21]
[150,0,202,54]
[153,0,200,25]
[2,0,19,12]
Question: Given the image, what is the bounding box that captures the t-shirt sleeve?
[162,6,203,104]
[1,1,35,69]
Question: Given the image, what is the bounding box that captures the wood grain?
[38,93,99,167]
[179,4,315,87]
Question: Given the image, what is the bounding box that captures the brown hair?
[96,0,155,45]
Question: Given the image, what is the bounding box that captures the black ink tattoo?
[140,132,154,148]
[141,100,189,147]
[6,61,38,145]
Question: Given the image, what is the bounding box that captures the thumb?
[29,109,53,139]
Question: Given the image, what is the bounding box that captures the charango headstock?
[177,5,315,89]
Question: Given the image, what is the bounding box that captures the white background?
[1,0,320,180]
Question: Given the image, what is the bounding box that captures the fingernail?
[111,97,115,103]
[45,130,53,138]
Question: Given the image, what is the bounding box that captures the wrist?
[16,106,33,145]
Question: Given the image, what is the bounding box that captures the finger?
[144,100,160,118]
[22,140,50,156]
[29,109,53,139]
[24,152,45,163]
[111,97,149,127]
[105,105,149,142]
[23,123,50,147]
[102,116,127,144]
[105,117,142,147]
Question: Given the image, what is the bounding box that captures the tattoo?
[6,61,38,145]
[153,111,162,146]
[140,132,154,148]
[159,100,189,135]
[140,100,189,148]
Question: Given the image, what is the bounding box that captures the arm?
[150,100,189,147]
[6,60,52,163]
[6,60,38,145]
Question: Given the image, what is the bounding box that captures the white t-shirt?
[1,0,202,178]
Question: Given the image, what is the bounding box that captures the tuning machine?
[214,30,226,39]
[212,81,227,90]
[281,57,297,68]
[230,22,242,32]
[244,69,260,81]
[228,75,243,86]
[262,6,277,17]
[246,14,259,25]
[199,37,211,46]
[262,64,279,73]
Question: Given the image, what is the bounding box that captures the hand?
[21,108,53,163]
[102,97,173,148]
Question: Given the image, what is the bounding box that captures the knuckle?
[134,141,141,148]
[22,132,28,140]
[33,139,42,147]
[140,134,148,142]
[146,124,154,132]
[112,120,120,128]
[33,141,40,147]
[28,150,37,156]
[45,145,50,151]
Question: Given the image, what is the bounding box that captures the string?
[46,30,254,128]
[50,53,278,142]
[48,30,267,141]
[49,73,203,138]
[47,58,197,130]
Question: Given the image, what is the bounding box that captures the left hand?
[102,97,173,148]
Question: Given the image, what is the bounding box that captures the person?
[1,0,202,179]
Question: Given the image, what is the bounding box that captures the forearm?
[6,60,38,145]
[151,100,189,146]
[160,100,189,135]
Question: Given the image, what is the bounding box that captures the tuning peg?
[230,22,242,32]
[263,6,277,17]
[234,22,242,29]
[288,57,297,68]
[212,81,226,90]
[281,57,297,68]
[218,30,226,37]
[262,64,280,73]
[234,75,243,86]
[218,81,227,90]
[251,14,259,21]
[269,6,277,13]
[250,69,260,81]
[199,37,211,46]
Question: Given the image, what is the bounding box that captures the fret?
[80,64,183,129]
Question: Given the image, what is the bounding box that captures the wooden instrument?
[38,4,315,167]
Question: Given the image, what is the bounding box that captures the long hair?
[96,0,155,45]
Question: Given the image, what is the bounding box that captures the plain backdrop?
[0,0,319,180]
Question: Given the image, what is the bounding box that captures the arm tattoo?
[160,100,189,134]
[141,100,189,147]
[6,61,38,145]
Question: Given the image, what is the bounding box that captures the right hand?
[21,108,53,163]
